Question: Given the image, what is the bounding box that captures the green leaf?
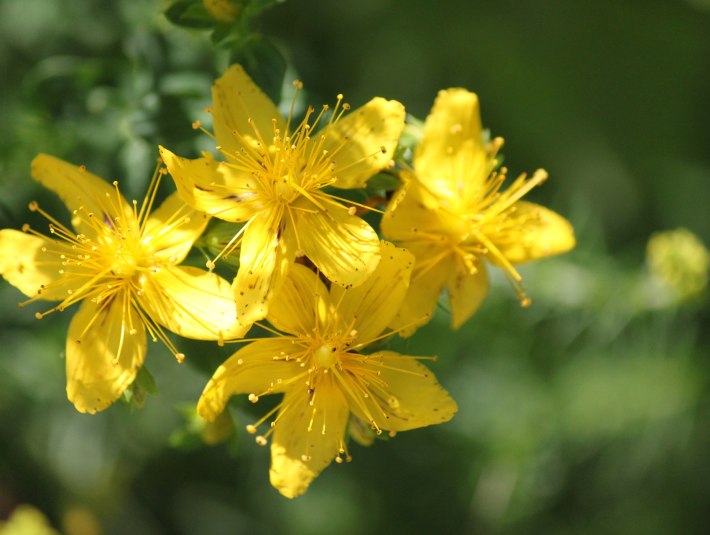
[195,219,244,270]
[169,405,236,450]
[230,35,286,103]
[211,23,242,46]
[135,365,158,395]
[122,365,159,410]
[365,172,402,197]
[165,0,215,29]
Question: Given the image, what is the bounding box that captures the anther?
[347,206,357,216]
[248,393,259,403]
[28,201,39,212]
[192,120,202,130]
[175,353,185,363]
[255,436,267,446]
[246,424,257,434]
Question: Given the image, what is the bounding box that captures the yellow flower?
[0,154,247,413]
[382,89,576,333]
[197,242,457,498]
[159,65,406,327]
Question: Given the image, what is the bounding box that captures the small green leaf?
[122,365,159,410]
[165,0,215,29]
[135,365,158,395]
[195,219,244,270]
[365,172,402,197]
[230,35,286,103]
[169,405,236,450]
[211,23,242,46]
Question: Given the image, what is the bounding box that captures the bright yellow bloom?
[159,65,406,327]
[197,242,457,498]
[382,89,575,333]
[0,154,247,413]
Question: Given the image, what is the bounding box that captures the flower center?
[110,245,140,276]
[275,177,298,203]
[313,343,339,369]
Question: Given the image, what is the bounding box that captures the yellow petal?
[267,263,331,336]
[330,241,414,343]
[382,180,468,241]
[143,192,210,264]
[413,89,489,206]
[349,351,457,432]
[270,377,350,498]
[233,209,285,325]
[321,97,405,189]
[296,201,380,288]
[447,262,488,329]
[211,64,285,159]
[491,201,576,264]
[389,246,454,337]
[159,147,262,222]
[197,338,301,421]
[31,154,134,236]
[0,229,68,300]
[66,297,146,413]
[142,265,248,341]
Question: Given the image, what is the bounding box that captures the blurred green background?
[1,0,709,534]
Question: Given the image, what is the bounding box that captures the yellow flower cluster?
[0,65,575,497]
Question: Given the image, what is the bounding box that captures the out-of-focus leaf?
[135,365,158,395]
[165,0,215,29]
[210,23,242,46]
[230,35,286,103]
[122,365,159,409]
[170,404,236,449]
[365,172,401,197]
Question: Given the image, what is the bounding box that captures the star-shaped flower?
[382,88,576,333]
[159,65,405,326]
[197,242,457,498]
[0,154,247,413]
